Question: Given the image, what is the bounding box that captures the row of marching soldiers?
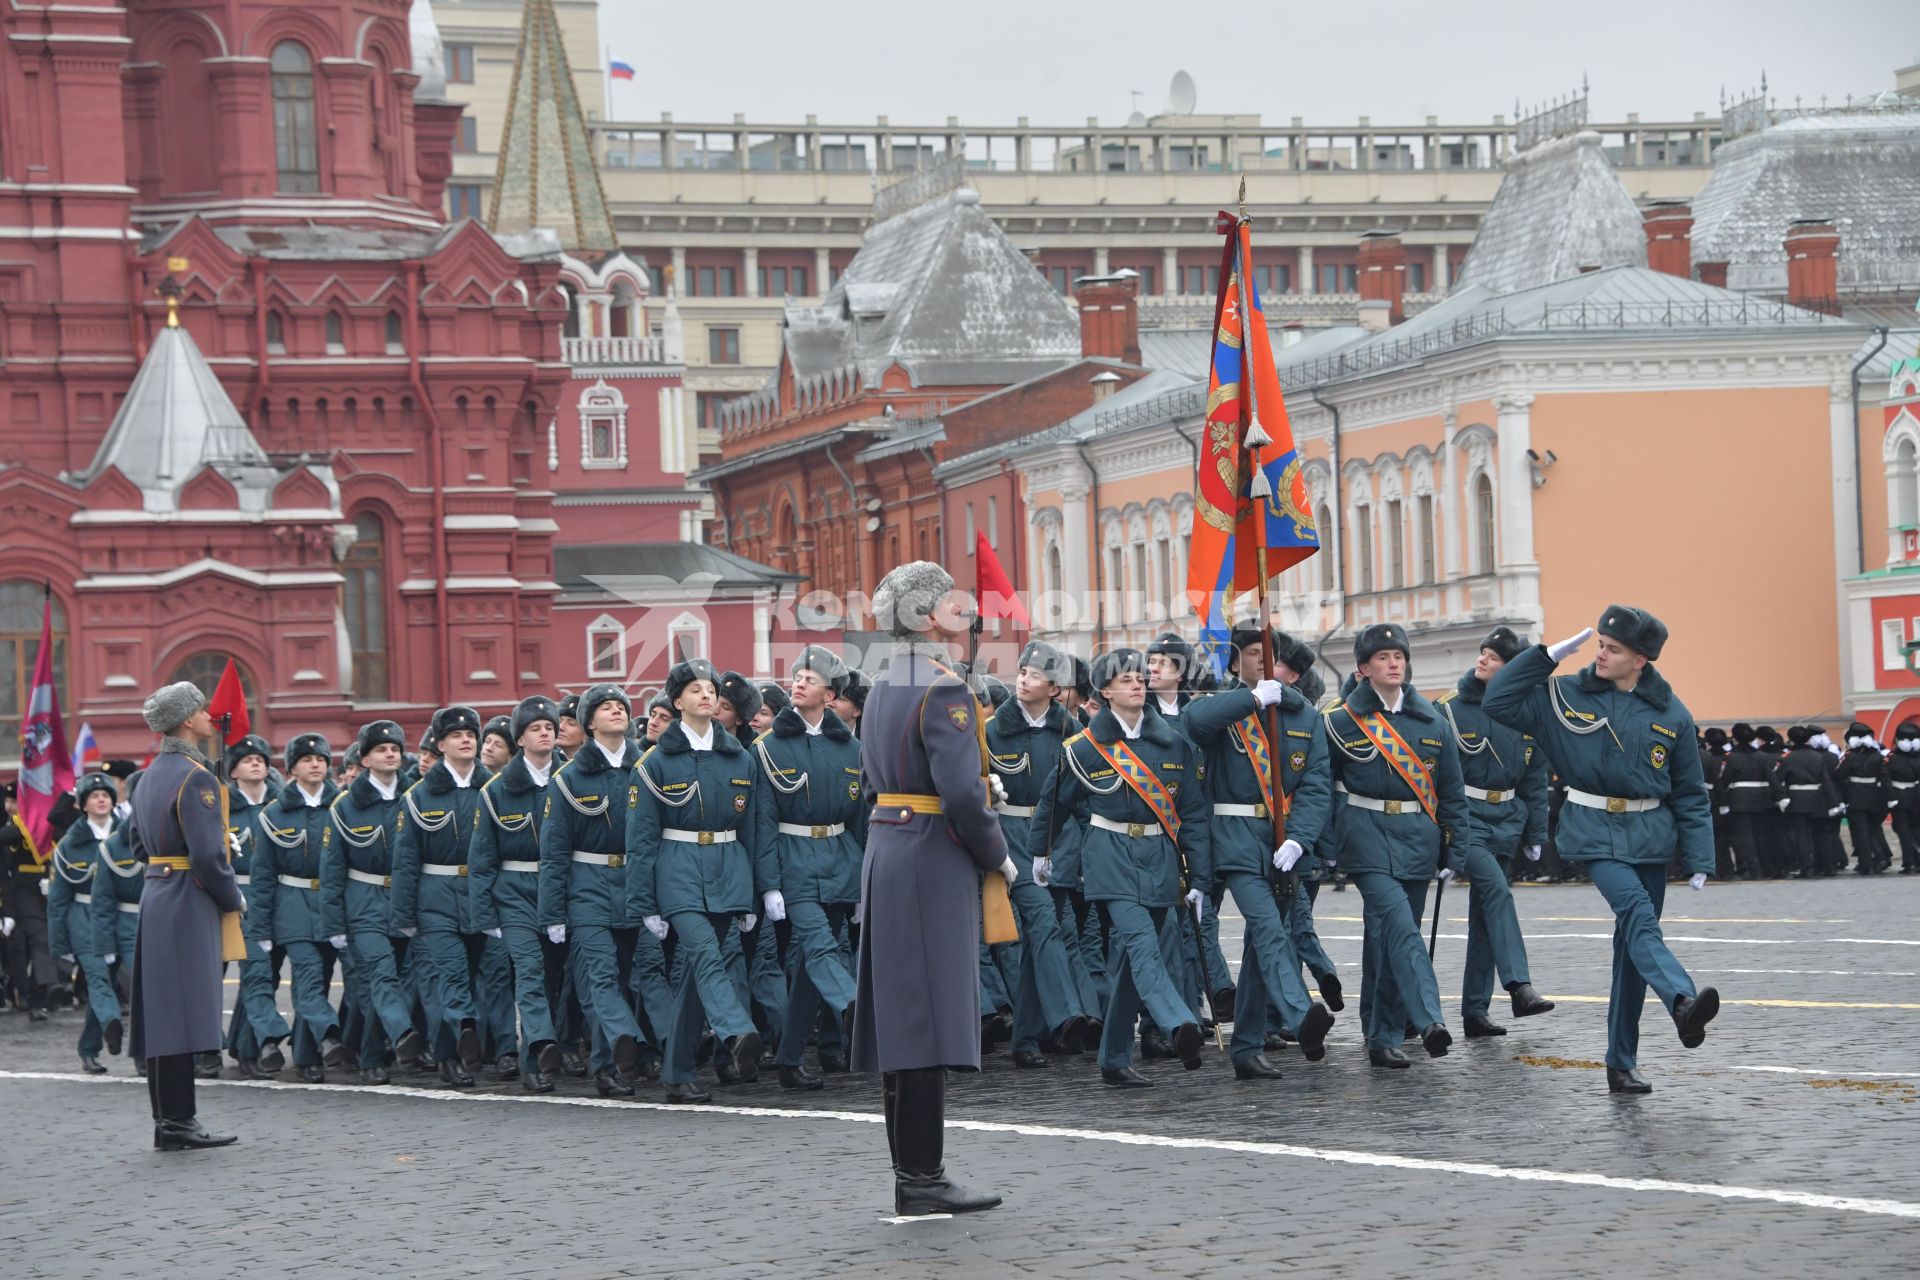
[1702,720,1919,880]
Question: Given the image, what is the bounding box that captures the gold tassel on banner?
[982,873,1019,945]
[216,779,246,961]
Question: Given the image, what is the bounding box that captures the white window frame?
[578,379,628,470]
[586,613,626,679]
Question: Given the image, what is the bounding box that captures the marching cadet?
[1699,728,1733,879]
[540,684,656,1097]
[628,659,767,1104]
[390,707,496,1087]
[222,736,290,1077]
[480,715,515,773]
[752,645,869,1090]
[981,639,1094,1070]
[1718,723,1772,879]
[49,773,121,1072]
[1836,723,1894,875]
[753,680,792,737]
[830,668,870,738]
[1145,633,1193,724]
[89,785,146,1062]
[643,693,676,744]
[555,695,584,759]
[470,696,566,1094]
[251,734,349,1081]
[1887,721,1920,873]
[319,721,425,1085]
[1484,608,1719,1094]
[1811,728,1850,876]
[716,671,760,744]
[1771,725,1841,878]
[3,782,54,1023]
[1433,626,1556,1037]
[712,671,788,1054]
[1032,647,1212,1088]
[1183,630,1335,1079]
[1323,623,1461,1069]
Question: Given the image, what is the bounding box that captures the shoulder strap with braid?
[481,776,534,832]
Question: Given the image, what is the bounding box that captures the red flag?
[207,657,250,745]
[975,531,1030,626]
[16,591,72,857]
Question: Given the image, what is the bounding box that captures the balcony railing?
[563,335,670,367]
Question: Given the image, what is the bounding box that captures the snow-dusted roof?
[1454,129,1646,295]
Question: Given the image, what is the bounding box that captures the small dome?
[410,0,448,102]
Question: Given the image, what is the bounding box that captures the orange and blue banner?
[1183,216,1320,675]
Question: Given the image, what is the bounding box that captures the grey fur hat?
[141,681,206,733]
[872,561,958,638]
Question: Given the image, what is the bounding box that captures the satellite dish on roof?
[1167,70,1197,116]
[1126,110,1148,128]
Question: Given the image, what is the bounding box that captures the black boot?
[79,1054,107,1075]
[818,1047,849,1073]
[320,1036,348,1069]
[779,1063,824,1091]
[594,1069,634,1098]
[155,1118,239,1152]
[663,1080,712,1104]
[192,1051,221,1078]
[522,1068,554,1095]
[258,1041,287,1072]
[1055,1014,1090,1056]
[1508,983,1555,1018]
[456,1020,483,1072]
[536,1041,563,1078]
[438,1059,474,1088]
[1369,1046,1411,1069]
[1464,1014,1507,1038]
[494,1053,519,1081]
[1607,1067,1652,1094]
[1011,1049,1052,1069]
[1139,1024,1174,1060]
[561,1048,588,1077]
[613,1033,642,1082]
[1297,1004,1334,1062]
[1209,985,1237,1025]
[236,1058,267,1080]
[299,1064,326,1084]
[1232,1055,1284,1080]
[395,1028,426,1070]
[725,1031,762,1083]
[1172,1022,1204,1070]
[359,1065,392,1086]
[1421,1024,1453,1058]
[1315,970,1346,1012]
[1100,1065,1153,1088]
[103,1018,123,1056]
[1673,988,1720,1048]
[892,1067,1001,1216]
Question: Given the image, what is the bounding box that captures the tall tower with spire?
[489,0,617,252]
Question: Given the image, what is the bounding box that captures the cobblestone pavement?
[4,877,1918,1278]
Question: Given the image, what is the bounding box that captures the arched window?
[1315,504,1335,592]
[271,42,320,194]
[324,311,345,354]
[265,311,286,353]
[384,312,404,354]
[1417,493,1437,583]
[1473,472,1496,574]
[560,284,581,339]
[1047,540,1063,599]
[1384,499,1405,589]
[1352,504,1374,594]
[586,614,626,680]
[342,513,389,701]
[1893,436,1919,530]
[1,584,67,758]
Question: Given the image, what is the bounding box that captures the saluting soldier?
[751,646,868,1090]
[1184,629,1335,1078]
[1032,647,1213,1088]
[221,735,290,1077]
[250,734,348,1081]
[319,720,425,1085]
[390,707,494,1088]
[1483,608,1719,1094]
[1887,721,1920,874]
[1323,623,1461,1069]
[470,695,566,1093]
[1433,626,1556,1037]
[628,659,767,1103]
[48,773,122,1072]
[127,681,241,1150]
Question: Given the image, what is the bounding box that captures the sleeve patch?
[1650,723,1678,740]
[946,703,972,731]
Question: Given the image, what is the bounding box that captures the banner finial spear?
[1237,175,1247,221]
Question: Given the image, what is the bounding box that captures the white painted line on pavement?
[5,1070,1917,1223]
[1729,1065,1920,1079]
[1717,968,1918,978]
[879,1213,954,1225]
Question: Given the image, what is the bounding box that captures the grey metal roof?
[1455,129,1646,294]
[1690,109,1920,298]
[554,543,799,594]
[409,1,449,102]
[65,324,338,515]
[854,420,946,463]
[199,222,448,261]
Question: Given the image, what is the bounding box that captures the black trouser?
[1778,814,1818,877]
[1892,805,1920,872]
[1846,811,1893,873]
[147,1052,196,1123]
[883,1066,946,1177]
[5,895,52,1010]
[1725,812,1768,879]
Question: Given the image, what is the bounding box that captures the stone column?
[1059,469,1093,639]
[1493,391,1541,619]
[1298,245,1315,294]
[1440,408,1462,579]
[813,247,830,296]
[1161,247,1178,295]
[1432,244,1450,293]
[670,246,687,296]
[1094,246,1109,276]
[744,246,760,298]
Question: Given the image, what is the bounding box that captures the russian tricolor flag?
[72,721,102,777]
[609,59,635,81]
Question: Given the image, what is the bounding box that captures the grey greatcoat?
[129,741,246,1059]
[851,649,1010,1074]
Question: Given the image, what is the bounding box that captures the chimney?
[1074,270,1141,364]
[1696,260,1729,288]
[1356,230,1407,324]
[1089,370,1122,402]
[1784,218,1841,316]
[1642,201,1693,278]
[1356,299,1392,332]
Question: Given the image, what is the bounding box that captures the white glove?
[545,923,567,944]
[1832,803,1848,816]
[1524,845,1542,862]
[1775,797,1791,812]
[39,879,48,897]
[643,915,668,940]
[239,891,248,913]
[738,913,757,934]
[483,927,502,939]
[1032,856,1052,887]
[987,774,1008,808]
[399,927,417,938]
[852,901,864,925]
[997,857,1017,888]
[762,890,787,922]
[227,831,244,857]
[1252,678,1287,708]
[1891,800,1901,810]
[1688,873,1707,891]
[328,934,348,950]
[1718,806,1730,816]
[59,952,74,963]
[104,954,116,965]
[256,938,272,955]
[1437,867,1454,882]
[0,917,14,938]
[1185,887,1206,920]
[1547,627,1594,663]
[1274,839,1305,872]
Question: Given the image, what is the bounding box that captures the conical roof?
[487,0,616,252]
[1454,129,1646,294]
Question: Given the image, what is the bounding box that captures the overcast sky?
[601,0,1910,127]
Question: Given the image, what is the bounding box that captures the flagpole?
[1233,179,1297,901]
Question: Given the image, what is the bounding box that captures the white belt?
[777,821,846,838]
[1341,792,1426,816]
[500,860,541,874]
[1787,784,1823,792]
[421,864,468,877]
[662,829,737,845]
[1565,788,1659,814]
[1892,781,1918,789]
[1726,781,1770,789]
[277,874,320,890]
[994,805,1036,819]
[232,874,249,885]
[117,902,140,914]
[1090,814,1163,838]
[347,868,391,887]
[1463,785,1513,803]
[571,850,627,867]
[73,892,92,905]
[1212,803,1269,818]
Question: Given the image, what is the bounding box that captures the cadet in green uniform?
[49,773,121,1071]
[1483,607,1720,1093]
[1031,648,1212,1087]
[470,695,565,1093]
[1433,626,1555,1037]
[1323,624,1461,1068]
[251,734,348,1080]
[1184,631,1336,1077]
[629,659,767,1103]
[222,736,290,1077]
[320,720,424,1085]
[89,793,146,1060]
[390,708,493,1088]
